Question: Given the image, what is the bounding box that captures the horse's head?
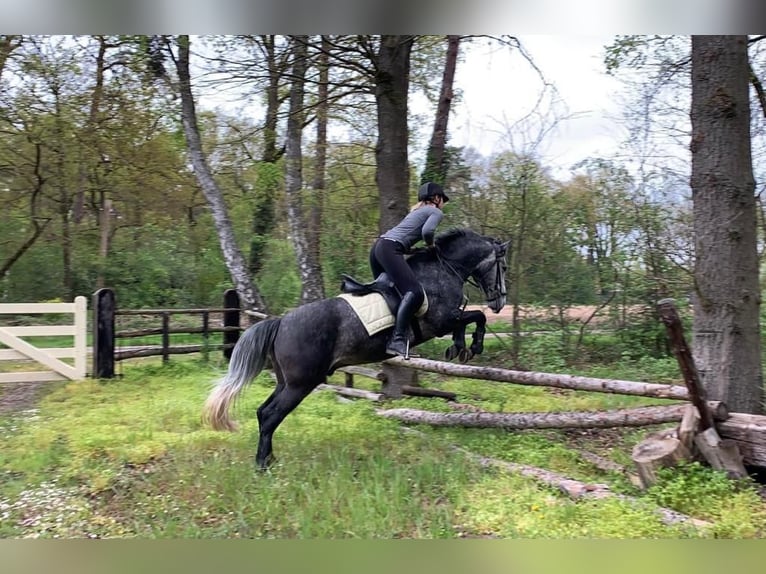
[471,237,509,313]
[435,229,509,313]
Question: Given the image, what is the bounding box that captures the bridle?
[473,242,508,303]
[435,239,508,304]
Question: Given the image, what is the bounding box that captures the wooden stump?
[632,434,692,489]
[381,362,419,398]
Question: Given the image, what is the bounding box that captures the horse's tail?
[202,317,282,432]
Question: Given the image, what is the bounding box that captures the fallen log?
[338,365,387,384]
[385,357,689,400]
[377,402,727,430]
[316,384,383,402]
[717,412,766,468]
[657,299,715,429]
[401,385,457,401]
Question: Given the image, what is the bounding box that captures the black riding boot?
[386,292,419,357]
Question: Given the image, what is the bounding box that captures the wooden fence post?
[92,288,115,379]
[223,289,241,360]
[202,310,210,362]
[161,312,170,364]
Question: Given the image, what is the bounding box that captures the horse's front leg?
[445,310,487,362]
[444,322,467,361]
[467,310,487,357]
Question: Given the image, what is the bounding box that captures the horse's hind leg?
[255,362,317,471]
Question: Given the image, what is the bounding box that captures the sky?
[448,35,628,176]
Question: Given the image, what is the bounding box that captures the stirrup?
[386,338,413,360]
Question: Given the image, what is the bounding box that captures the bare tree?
[284,36,324,304]
[173,35,268,313]
[421,35,460,185]
[690,35,763,414]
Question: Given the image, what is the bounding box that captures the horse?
[203,228,509,470]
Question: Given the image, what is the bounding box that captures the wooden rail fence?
[92,288,244,378]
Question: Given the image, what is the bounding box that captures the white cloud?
[450,35,627,174]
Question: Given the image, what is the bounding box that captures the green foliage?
[256,237,301,314]
[646,462,766,538]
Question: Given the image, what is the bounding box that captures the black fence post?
[223,289,241,360]
[92,288,115,379]
[161,312,170,363]
[202,310,210,362]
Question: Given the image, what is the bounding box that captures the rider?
[370,181,450,356]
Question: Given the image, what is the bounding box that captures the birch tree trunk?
[174,35,268,314]
[284,35,324,304]
[308,35,329,293]
[690,35,763,414]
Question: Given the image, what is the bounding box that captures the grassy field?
[1,336,765,539]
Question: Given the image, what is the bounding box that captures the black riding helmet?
[418,182,450,203]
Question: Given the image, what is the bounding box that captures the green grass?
[1,355,765,539]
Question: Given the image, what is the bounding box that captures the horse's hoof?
[445,345,460,361]
[255,453,275,471]
[458,348,473,363]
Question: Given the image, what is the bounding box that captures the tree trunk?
[248,35,282,277]
[175,35,268,314]
[421,35,460,185]
[284,36,324,304]
[690,35,763,414]
[373,35,417,388]
[375,35,414,232]
[0,35,21,80]
[308,35,329,298]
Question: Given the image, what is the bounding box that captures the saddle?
[340,272,402,317]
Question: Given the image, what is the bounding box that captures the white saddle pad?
[337,292,428,336]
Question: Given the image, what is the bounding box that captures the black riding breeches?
[369,238,425,307]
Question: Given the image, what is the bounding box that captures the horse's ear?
[500,239,511,253]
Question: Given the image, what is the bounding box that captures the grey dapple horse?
[203,228,509,469]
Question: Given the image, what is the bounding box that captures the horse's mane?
[434,227,475,248]
[405,228,482,266]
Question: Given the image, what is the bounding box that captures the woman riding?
[369,181,450,356]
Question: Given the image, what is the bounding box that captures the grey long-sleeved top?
[381,205,443,250]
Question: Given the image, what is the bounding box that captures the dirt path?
[0,381,51,415]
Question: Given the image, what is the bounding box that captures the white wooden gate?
[0,296,87,383]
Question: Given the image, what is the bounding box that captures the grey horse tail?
[202,318,281,431]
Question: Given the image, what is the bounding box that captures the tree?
[421,35,460,185]
[690,35,763,414]
[374,35,415,232]
[284,36,324,304]
[173,35,268,313]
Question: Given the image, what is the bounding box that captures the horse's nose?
[488,298,505,313]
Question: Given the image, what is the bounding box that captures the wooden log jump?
[385,356,690,400]
[335,365,457,401]
[377,402,728,430]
